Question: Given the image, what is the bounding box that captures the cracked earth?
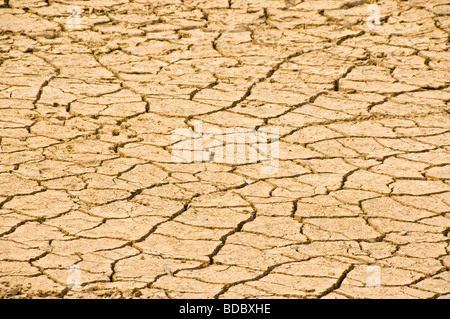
[0,0,449,299]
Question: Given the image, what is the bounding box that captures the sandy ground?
[0,0,449,299]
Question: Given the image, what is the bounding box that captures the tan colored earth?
[0,0,449,299]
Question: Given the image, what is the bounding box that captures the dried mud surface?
[0,0,449,299]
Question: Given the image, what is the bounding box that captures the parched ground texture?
[0,0,449,299]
